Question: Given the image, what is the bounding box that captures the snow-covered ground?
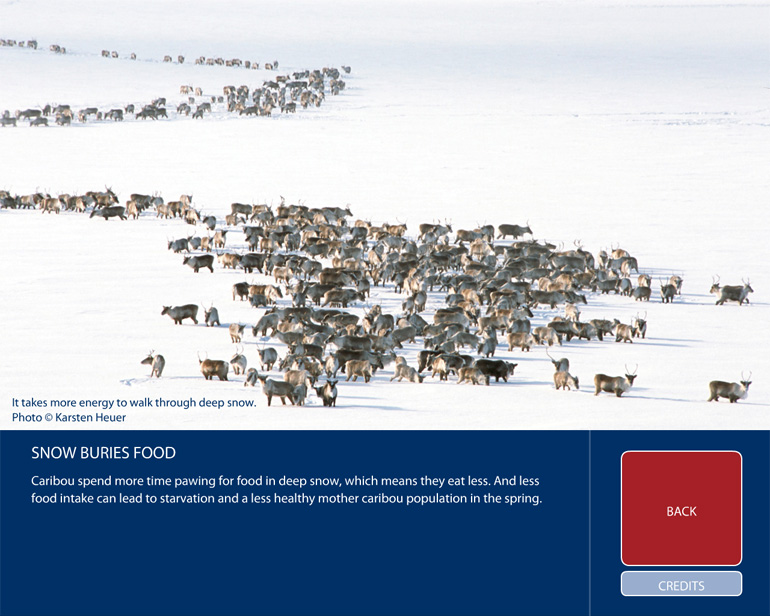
[1,0,768,430]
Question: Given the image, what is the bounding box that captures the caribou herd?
[2,37,350,127]
[1,34,291,72]
[0,185,756,409]
[4,67,346,126]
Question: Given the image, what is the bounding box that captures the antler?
[625,364,638,376]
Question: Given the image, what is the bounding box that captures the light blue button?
[621,571,742,596]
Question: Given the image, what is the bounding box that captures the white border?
[620,571,743,597]
[620,450,743,567]
[620,570,743,597]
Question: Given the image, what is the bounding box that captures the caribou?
[594,366,638,397]
[533,326,562,347]
[244,368,259,387]
[710,277,753,306]
[257,375,295,405]
[345,360,374,382]
[258,347,279,372]
[614,321,635,344]
[230,346,248,375]
[506,332,535,352]
[497,222,532,239]
[89,206,126,220]
[229,323,246,343]
[477,335,497,357]
[546,349,569,374]
[430,354,466,381]
[203,304,221,327]
[253,313,280,337]
[140,351,165,378]
[232,282,250,301]
[554,371,579,390]
[292,383,308,406]
[390,364,424,383]
[473,359,517,384]
[314,380,338,406]
[456,366,485,385]
[183,254,215,273]
[198,353,229,381]
[660,279,677,303]
[168,238,189,253]
[708,372,752,403]
[161,304,198,325]
[632,313,647,339]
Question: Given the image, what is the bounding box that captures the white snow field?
[0,0,768,430]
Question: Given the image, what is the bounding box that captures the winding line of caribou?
[0,186,754,408]
[2,37,350,126]
[102,49,285,70]
[0,34,296,72]
[3,67,348,127]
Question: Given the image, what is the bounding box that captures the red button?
[621,451,742,566]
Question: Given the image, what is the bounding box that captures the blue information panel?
[0,430,767,616]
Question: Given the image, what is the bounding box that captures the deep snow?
[1,0,768,429]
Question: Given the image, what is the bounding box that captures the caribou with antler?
[546,348,569,374]
[140,351,165,377]
[710,276,753,306]
[708,372,752,403]
[660,278,677,303]
[594,365,638,397]
[418,220,452,241]
[203,303,220,327]
[198,352,229,381]
[230,345,248,375]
